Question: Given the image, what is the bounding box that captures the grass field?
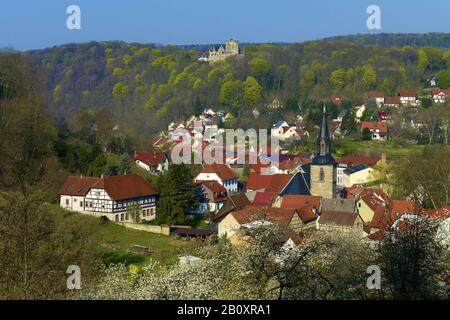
[335,140,425,160]
[94,219,204,267]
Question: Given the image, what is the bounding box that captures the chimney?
[101,174,104,179]
[381,152,387,165]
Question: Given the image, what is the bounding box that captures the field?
[93,219,204,267]
[335,140,425,160]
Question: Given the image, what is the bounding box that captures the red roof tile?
[231,206,297,225]
[132,151,167,167]
[338,155,381,167]
[200,164,237,181]
[253,192,278,207]
[280,195,321,210]
[59,174,157,201]
[360,121,388,134]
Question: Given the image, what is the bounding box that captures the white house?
[59,174,158,222]
[367,92,385,106]
[398,90,418,106]
[132,151,169,174]
[195,164,239,193]
[432,89,450,104]
[355,104,366,120]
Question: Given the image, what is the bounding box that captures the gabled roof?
[367,91,385,98]
[280,195,321,210]
[384,97,401,105]
[431,89,450,96]
[132,151,167,167]
[253,192,278,207]
[197,180,227,194]
[199,164,237,181]
[321,198,356,213]
[59,174,158,201]
[228,193,251,209]
[398,90,417,97]
[319,210,359,227]
[360,121,388,134]
[344,164,370,175]
[230,206,297,226]
[246,173,294,194]
[338,155,381,167]
[390,200,416,219]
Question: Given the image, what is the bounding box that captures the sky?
[1,0,450,51]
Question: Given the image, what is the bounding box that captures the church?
[310,106,337,199]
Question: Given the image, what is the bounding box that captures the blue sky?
[1,0,450,51]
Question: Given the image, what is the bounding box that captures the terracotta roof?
[253,192,278,207]
[360,121,388,134]
[390,200,416,219]
[384,97,401,105]
[367,92,385,98]
[432,89,450,96]
[428,205,450,220]
[200,164,237,181]
[331,95,345,104]
[228,194,251,209]
[359,188,390,212]
[231,206,297,225]
[343,185,366,199]
[198,180,227,194]
[338,155,381,167]
[319,210,359,227]
[132,151,167,167]
[59,176,102,197]
[398,90,417,97]
[280,195,321,210]
[59,174,157,201]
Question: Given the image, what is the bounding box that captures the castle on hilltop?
[207,39,244,64]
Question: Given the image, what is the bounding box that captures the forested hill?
[23,33,450,142]
[324,33,450,48]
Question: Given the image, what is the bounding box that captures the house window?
[115,215,119,222]
[66,199,69,205]
[121,214,124,221]
[319,168,325,181]
[74,198,77,202]
[80,201,83,207]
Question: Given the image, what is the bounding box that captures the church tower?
[310,106,337,199]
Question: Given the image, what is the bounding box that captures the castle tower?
[226,39,239,55]
[310,106,337,199]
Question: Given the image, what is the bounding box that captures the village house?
[431,89,450,104]
[331,95,345,106]
[195,164,239,193]
[398,90,418,106]
[355,188,390,223]
[367,92,385,106]
[316,210,365,237]
[340,164,375,188]
[132,151,169,174]
[336,155,381,188]
[194,180,227,215]
[217,206,306,238]
[245,172,311,197]
[59,174,158,222]
[384,96,401,108]
[360,121,388,140]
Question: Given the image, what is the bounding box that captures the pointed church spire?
[312,105,335,165]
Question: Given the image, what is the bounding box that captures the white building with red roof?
[194,164,239,193]
[431,89,450,104]
[59,174,158,222]
[132,151,169,173]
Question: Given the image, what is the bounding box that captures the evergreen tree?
[155,164,197,225]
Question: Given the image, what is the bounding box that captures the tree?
[362,64,377,90]
[437,70,450,88]
[243,76,262,109]
[219,79,243,109]
[155,164,197,225]
[330,68,346,89]
[361,127,372,141]
[340,108,357,135]
[392,146,450,209]
[377,215,446,299]
[0,191,101,299]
